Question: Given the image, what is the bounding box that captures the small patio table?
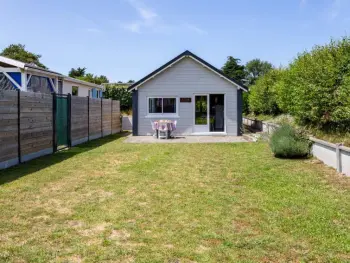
[152,120,176,139]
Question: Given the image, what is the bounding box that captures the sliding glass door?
[193,94,225,133]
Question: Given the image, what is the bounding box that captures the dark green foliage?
[68,67,109,85]
[222,56,246,81]
[1,44,47,68]
[270,124,311,158]
[103,84,132,111]
[282,37,350,130]
[245,59,274,85]
[68,67,86,78]
[248,36,350,133]
[248,69,284,115]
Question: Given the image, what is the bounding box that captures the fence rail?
[0,90,121,169]
[243,117,350,176]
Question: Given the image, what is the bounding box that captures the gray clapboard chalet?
[128,50,248,136]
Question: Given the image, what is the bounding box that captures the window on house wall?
[148,97,177,114]
[72,86,79,96]
[27,75,53,94]
[96,89,99,98]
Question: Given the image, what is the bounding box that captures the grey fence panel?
[0,90,121,170]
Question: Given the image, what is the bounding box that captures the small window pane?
[149,98,162,113]
[163,98,176,113]
[72,86,78,96]
[195,95,207,125]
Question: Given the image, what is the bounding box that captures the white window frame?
[146,96,179,118]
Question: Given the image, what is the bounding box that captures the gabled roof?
[63,76,103,89]
[0,55,61,76]
[128,50,248,92]
[0,55,102,88]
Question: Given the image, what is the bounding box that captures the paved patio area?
[124,135,248,143]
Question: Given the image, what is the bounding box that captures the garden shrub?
[103,84,132,112]
[286,37,350,130]
[248,69,284,115]
[270,124,311,158]
[248,36,350,133]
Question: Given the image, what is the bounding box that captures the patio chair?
[170,120,177,138]
[158,124,168,139]
[150,121,158,138]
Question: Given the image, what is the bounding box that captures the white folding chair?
[170,120,177,138]
[150,121,157,138]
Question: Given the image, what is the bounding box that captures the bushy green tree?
[285,37,350,129]
[68,67,109,85]
[248,69,283,115]
[1,44,47,68]
[103,84,132,111]
[221,57,246,81]
[68,67,86,78]
[245,59,273,85]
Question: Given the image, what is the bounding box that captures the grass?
[0,134,349,262]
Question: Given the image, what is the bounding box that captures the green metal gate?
[54,94,71,151]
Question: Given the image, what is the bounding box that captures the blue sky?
[1,0,349,82]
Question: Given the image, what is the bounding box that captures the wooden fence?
[0,90,121,170]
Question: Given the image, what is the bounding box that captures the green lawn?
[0,134,349,263]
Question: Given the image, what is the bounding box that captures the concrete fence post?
[336,143,342,173]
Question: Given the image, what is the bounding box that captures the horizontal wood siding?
[20,91,53,159]
[102,99,112,136]
[89,98,102,139]
[0,90,18,164]
[71,96,88,144]
[0,90,121,169]
[137,58,238,135]
[112,100,121,134]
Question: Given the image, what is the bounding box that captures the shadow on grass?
[0,132,130,186]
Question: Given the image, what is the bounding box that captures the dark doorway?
[209,94,225,132]
[54,94,71,150]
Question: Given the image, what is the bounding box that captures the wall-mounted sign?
[180,98,191,103]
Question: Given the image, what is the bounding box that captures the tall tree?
[68,67,86,78]
[221,56,246,81]
[68,67,109,84]
[0,44,47,69]
[245,59,273,85]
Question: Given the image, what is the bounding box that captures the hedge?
[249,37,350,131]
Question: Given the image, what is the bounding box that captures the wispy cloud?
[72,13,103,34]
[328,0,341,20]
[120,0,207,35]
[299,0,307,8]
[85,28,102,33]
[183,23,207,35]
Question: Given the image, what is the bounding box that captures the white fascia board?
[0,56,26,69]
[25,67,61,78]
[63,76,103,89]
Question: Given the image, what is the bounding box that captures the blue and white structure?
[0,56,103,98]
